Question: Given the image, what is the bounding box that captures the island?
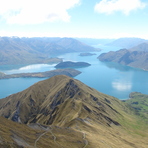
[54,61,91,68]
[0,69,81,79]
[79,52,97,56]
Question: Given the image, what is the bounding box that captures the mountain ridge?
[0,37,98,65]
[0,75,148,147]
[98,42,148,70]
[106,37,147,48]
[0,75,121,126]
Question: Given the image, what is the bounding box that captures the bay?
[0,45,148,100]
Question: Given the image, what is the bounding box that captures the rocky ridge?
[0,75,148,147]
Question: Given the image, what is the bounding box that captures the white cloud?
[0,0,80,24]
[95,0,146,15]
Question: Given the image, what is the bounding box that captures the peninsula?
[0,69,81,79]
[98,42,148,70]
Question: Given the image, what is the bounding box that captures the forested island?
[55,61,91,68]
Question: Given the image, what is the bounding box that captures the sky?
[0,0,148,39]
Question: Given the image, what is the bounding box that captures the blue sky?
[0,0,148,39]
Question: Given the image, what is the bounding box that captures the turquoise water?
[0,46,148,100]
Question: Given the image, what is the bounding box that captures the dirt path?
[34,131,48,148]
[34,125,63,148]
[82,132,88,148]
[34,123,89,148]
[49,129,62,147]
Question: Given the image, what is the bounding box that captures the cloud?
[0,0,80,24]
[95,0,146,15]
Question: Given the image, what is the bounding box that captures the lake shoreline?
[1,49,148,100]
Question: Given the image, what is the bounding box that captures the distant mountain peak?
[106,37,147,48]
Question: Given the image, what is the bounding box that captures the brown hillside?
[0,75,148,147]
[0,75,122,126]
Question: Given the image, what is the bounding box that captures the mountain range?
[0,37,98,65]
[106,37,147,48]
[76,37,147,49]
[0,75,148,147]
[98,42,148,70]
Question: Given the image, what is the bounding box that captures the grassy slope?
[0,76,148,147]
[125,92,148,120]
[0,116,87,148]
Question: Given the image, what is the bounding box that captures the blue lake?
[0,46,148,100]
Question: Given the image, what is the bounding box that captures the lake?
[0,45,148,100]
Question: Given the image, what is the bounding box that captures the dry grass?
[0,75,148,147]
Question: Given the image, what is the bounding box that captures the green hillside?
[125,92,148,120]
